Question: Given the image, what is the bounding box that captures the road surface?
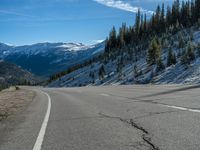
[0,85,200,150]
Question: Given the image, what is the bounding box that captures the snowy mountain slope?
[48,26,200,87]
[0,42,104,76]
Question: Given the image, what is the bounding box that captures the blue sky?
[0,0,173,46]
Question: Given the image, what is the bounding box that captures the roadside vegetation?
[0,87,34,121]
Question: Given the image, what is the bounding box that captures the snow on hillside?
[48,26,200,87]
[58,43,95,51]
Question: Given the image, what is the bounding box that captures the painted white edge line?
[100,93,110,97]
[33,90,51,150]
[159,104,200,113]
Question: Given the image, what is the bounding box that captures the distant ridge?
[0,61,39,88]
[0,42,104,76]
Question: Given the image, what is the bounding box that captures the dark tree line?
[48,54,105,82]
[49,59,93,82]
[105,0,200,58]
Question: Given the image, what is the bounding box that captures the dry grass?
[0,87,35,121]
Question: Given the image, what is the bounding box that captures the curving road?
[1,85,200,150]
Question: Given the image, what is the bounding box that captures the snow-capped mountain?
[0,42,104,76]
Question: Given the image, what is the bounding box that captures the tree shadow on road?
[136,85,200,99]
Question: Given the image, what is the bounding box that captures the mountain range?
[0,42,104,77]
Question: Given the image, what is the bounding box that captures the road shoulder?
[0,87,48,150]
[0,87,35,121]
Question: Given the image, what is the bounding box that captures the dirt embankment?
[0,87,35,121]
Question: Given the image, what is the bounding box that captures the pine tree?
[195,0,200,21]
[197,43,200,57]
[187,42,195,61]
[143,14,147,33]
[180,1,186,26]
[178,33,185,48]
[172,53,177,64]
[156,57,165,72]
[134,64,138,78]
[166,6,172,26]
[191,0,196,22]
[181,43,195,65]
[117,56,123,76]
[155,5,161,32]
[181,49,188,64]
[167,48,177,66]
[161,3,166,31]
[147,38,161,65]
[172,0,180,24]
[167,48,173,66]
[135,9,141,36]
[119,23,126,48]
[99,65,106,80]
[110,26,117,48]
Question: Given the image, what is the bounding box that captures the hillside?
[48,0,200,87]
[0,61,39,89]
[0,42,104,76]
[48,26,200,87]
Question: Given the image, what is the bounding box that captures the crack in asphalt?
[120,118,148,134]
[142,135,159,150]
[98,112,159,150]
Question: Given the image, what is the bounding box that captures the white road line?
[100,93,110,97]
[159,104,200,113]
[33,90,51,150]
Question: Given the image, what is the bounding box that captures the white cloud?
[0,9,36,18]
[93,0,154,14]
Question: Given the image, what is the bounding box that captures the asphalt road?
[1,85,200,150]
